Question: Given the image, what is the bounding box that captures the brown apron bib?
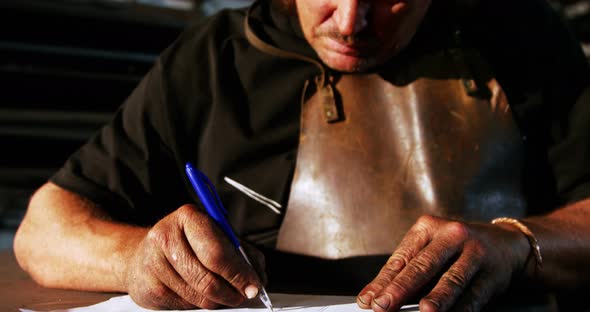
[277,70,526,259]
[245,6,526,260]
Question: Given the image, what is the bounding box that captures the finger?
[357,215,439,309]
[131,280,202,310]
[371,221,468,312]
[419,241,484,312]
[181,205,261,299]
[447,273,495,312]
[156,226,244,307]
[242,242,267,285]
[357,258,406,309]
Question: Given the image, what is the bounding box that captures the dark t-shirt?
[51,0,590,247]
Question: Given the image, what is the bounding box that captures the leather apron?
[245,7,527,260]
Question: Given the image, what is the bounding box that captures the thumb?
[182,205,262,298]
[241,241,267,286]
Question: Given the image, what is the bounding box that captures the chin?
[323,56,374,73]
[318,50,379,73]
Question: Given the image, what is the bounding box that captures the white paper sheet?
[20,293,419,312]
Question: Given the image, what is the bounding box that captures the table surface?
[2,249,588,312]
[0,250,119,311]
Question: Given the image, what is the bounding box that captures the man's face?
[295,0,432,72]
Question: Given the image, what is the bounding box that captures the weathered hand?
[357,215,531,312]
[124,204,265,310]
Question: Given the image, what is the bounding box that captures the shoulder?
[178,8,248,55]
[157,8,249,91]
[145,8,252,142]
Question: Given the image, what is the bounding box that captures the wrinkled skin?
[356,216,530,312]
[125,204,266,310]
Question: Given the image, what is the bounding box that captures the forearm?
[13,182,147,292]
[522,197,590,289]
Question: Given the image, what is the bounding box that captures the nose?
[334,0,370,36]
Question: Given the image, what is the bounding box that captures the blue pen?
[185,163,274,312]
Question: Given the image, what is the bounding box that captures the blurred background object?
[549,0,590,61]
[0,0,260,252]
[0,0,195,250]
[198,0,253,16]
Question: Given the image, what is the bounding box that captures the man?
[13,0,590,311]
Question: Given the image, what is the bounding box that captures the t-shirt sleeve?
[50,56,192,226]
[48,10,245,225]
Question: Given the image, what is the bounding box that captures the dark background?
[0,0,588,251]
[0,0,252,249]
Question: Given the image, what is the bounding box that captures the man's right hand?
[125,204,266,310]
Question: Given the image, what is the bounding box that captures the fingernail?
[358,294,371,305]
[245,285,259,299]
[373,295,391,310]
[358,293,373,305]
[421,298,439,312]
[426,298,439,307]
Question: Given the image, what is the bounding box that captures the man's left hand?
[357,215,531,312]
